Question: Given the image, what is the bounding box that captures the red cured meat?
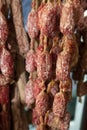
[45,112,70,130]
[0,85,9,104]
[45,111,60,129]
[27,10,39,39]
[32,108,40,125]
[0,12,8,43]
[53,92,67,118]
[38,2,60,37]
[1,47,14,77]
[37,50,52,81]
[51,41,62,78]
[0,75,10,86]
[33,78,45,99]
[26,49,36,73]
[25,79,35,108]
[58,112,71,130]
[56,52,71,81]
[45,111,55,127]
[36,44,44,56]
[35,44,44,67]
[60,1,75,34]
[56,35,78,81]
[36,91,49,116]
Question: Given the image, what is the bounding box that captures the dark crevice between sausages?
[0,104,2,112]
